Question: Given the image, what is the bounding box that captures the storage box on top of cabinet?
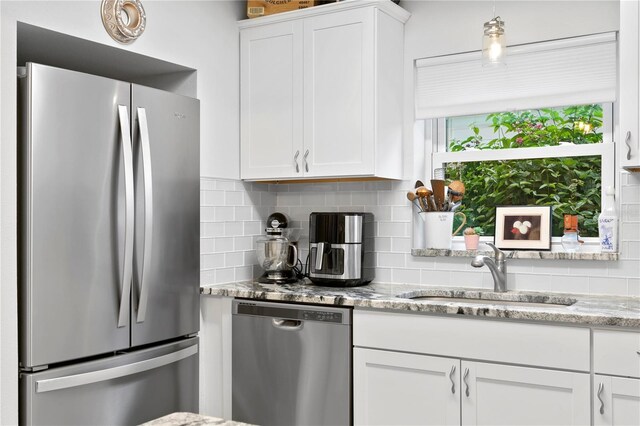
[239,0,410,181]
[246,0,319,19]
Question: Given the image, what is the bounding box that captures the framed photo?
[494,206,552,251]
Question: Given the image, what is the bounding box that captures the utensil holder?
[419,212,466,249]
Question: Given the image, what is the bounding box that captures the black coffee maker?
[308,212,374,287]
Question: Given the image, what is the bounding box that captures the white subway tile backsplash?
[214,206,235,222]
[225,191,243,206]
[374,237,392,252]
[216,267,235,284]
[391,237,412,253]
[225,252,244,268]
[214,237,234,253]
[200,179,216,191]
[201,176,640,295]
[234,236,254,251]
[378,222,409,238]
[235,266,254,281]
[392,268,421,284]
[378,252,406,268]
[215,180,236,191]
[589,276,628,296]
[352,191,376,206]
[224,222,244,237]
[200,207,216,222]
[277,192,301,206]
[301,192,326,206]
[200,238,215,254]
[202,253,225,269]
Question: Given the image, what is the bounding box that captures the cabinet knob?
[303,149,309,172]
[294,150,300,173]
[625,131,632,160]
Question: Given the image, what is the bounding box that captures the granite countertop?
[140,412,253,426]
[201,280,640,328]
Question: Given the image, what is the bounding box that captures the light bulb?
[482,16,506,66]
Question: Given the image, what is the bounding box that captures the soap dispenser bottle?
[598,186,618,252]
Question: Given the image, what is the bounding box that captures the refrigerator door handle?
[117,105,134,328]
[35,344,198,393]
[136,107,153,323]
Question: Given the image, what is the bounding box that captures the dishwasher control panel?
[234,300,350,325]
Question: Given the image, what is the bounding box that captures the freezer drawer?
[20,338,198,425]
[232,300,351,425]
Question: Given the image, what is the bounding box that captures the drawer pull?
[463,367,470,397]
[449,365,456,394]
[597,382,605,414]
[625,131,632,160]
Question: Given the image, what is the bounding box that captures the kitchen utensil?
[449,180,465,202]
[430,179,446,211]
[433,168,445,179]
[416,186,433,212]
[406,191,423,211]
[414,180,425,188]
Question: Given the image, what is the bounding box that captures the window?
[415,32,617,242]
[431,103,613,237]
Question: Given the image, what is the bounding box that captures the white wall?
[0,1,243,423]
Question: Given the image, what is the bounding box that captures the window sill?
[410,248,618,261]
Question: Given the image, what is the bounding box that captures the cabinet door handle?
[294,150,300,173]
[597,382,605,414]
[303,149,309,172]
[449,365,456,394]
[463,367,470,397]
[625,131,632,160]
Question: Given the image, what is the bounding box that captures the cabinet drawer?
[593,329,640,378]
[353,309,590,371]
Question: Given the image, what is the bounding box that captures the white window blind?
[415,32,617,119]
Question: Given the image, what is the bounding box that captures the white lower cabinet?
[353,348,590,426]
[593,375,640,426]
[353,309,593,425]
[354,348,460,426]
[461,361,590,426]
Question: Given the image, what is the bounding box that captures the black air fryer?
[308,212,374,287]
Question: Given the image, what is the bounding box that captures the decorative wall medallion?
[101,0,146,44]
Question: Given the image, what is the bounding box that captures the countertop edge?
[201,282,640,329]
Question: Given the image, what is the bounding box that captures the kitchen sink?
[396,291,577,308]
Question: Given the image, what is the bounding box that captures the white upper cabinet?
[240,21,304,179]
[620,0,640,172]
[239,0,410,181]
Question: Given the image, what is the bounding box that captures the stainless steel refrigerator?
[18,62,200,425]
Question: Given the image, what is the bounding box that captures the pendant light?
[482,1,506,66]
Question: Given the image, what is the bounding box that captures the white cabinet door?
[620,0,640,172]
[240,21,304,180]
[302,8,375,178]
[594,375,640,426]
[461,361,590,426]
[354,348,460,426]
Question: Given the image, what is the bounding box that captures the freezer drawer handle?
[136,107,153,323]
[35,344,198,393]
[117,105,134,328]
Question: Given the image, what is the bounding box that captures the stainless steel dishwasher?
[232,300,351,426]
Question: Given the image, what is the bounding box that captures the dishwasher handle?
[272,319,304,331]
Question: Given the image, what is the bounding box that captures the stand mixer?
[256,213,300,284]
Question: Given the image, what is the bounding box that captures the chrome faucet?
[471,242,507,292]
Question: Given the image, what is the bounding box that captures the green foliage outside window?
[445,105,603,237]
